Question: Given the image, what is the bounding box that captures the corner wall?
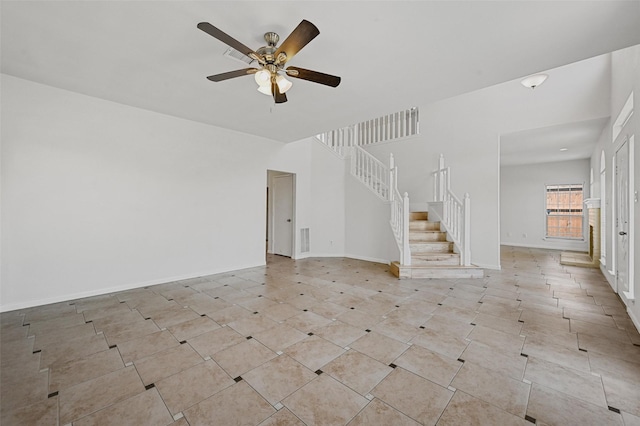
[1,74,282,311]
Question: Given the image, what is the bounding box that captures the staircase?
[315,111,483,280]
[390,212,484,279]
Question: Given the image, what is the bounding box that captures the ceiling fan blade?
[272,81,288,104]
[285,66,341,87]
[197,22,261,60]
[274,20,319,64]
[206,68,257,82]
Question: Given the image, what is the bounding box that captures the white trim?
[601,263,617,292]
[473,262,501,271]
[314,136,352,159]
[612,91,634,142]
[358,133,420,148]
[500,241,586,251]
[626,305,640,334]
[0,262,266,313]
[296,252,391,265]
[583,198,601,209]
[344,254,391,265]
[627,135,635,300]
[544,182,585,240]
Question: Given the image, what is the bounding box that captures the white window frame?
[544,183,585,240]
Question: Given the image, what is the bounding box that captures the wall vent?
[300,228,310,253]
[223,47,255,65]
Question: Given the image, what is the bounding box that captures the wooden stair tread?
[390,261,484,279]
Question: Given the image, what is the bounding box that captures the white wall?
[364,55,610,270]
[366,128,501,270]
[590,44,640,328]
[1,74,283,311]
[344,170,398,264]
[308,142,348,257]
[269,137,396,264]
[267,139,348,259]
[267,141,312,259]
[501,160,590,251]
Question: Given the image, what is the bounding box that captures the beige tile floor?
[2,246,640,425]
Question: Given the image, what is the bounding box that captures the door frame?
[613,135,635,301]
[267,170,296,258]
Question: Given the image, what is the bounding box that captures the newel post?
[463,193,471,266]
[402,192,411,266]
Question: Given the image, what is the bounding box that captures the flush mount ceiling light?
[559,148,568,152]
[521,73,548,89]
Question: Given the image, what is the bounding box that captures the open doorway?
[266,170,295,259]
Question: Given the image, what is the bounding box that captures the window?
[545,184,583,239]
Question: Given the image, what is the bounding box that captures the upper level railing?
[317,107,419,157]
[430,154,471,266]
[315,108,417,266]
[315,125,357,158]
[357,107,419,146]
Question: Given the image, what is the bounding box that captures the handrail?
[431,154,471,266]
[316,107,419,155]
[315,117,416,267]
[350,145,389,201]
[315,125,356,158]
[357,107,419,146]
[389,154,411,265]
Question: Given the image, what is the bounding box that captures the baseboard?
[0,262,266,313]
[600,263,616,292]
[294,252,345,260]
[500,242,587,252]
[297,252,390,265]
[626,307,640,334]
[344,254,390,265]
[472,262,501,271]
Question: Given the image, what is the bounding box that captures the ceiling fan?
[197,20,341,104]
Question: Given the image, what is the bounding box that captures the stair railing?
[316,125,357,158]
[389,154,411,265]
[316,106,419,156]
[350,145,390,201]
[431,154,471,266]
[316,123,414,266]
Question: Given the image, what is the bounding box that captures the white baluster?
[463,193,471,265]
[402,192,411,266]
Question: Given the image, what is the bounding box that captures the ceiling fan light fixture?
[254,69,271,87]
[276,75,293,94]
[199,20,340,104]
[521,73,548,89]
[257,85,272,96]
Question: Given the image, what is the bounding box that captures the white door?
[272,174,294,257]
[615,140,629,293]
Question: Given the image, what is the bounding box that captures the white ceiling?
[501,117,610,166]
[2,1,640,153]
